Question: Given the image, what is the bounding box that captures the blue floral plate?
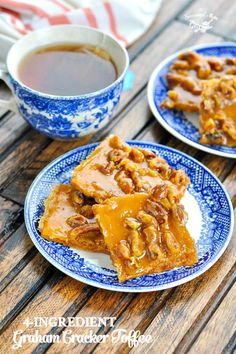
[147,42,236,159]
[24,141,234,292]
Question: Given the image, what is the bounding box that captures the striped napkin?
[0,0,162,46]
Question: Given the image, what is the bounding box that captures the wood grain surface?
[0,0,235,353]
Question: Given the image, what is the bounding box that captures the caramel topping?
[93,185,197,282]
[199,76,236,146]
[39,184,107,253]
[71,135,190,202]
[161,51,236,112]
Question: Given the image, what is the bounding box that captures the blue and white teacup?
[0,25,129,140]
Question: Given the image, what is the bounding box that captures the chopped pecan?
[142,225,165,259]
[129,229,145,257]
[225,58,236,65]
[69,223,100,238]
[148,157,167,170]
[125,217,141,230]
[225,68,236,75]
[129,148,144,163]
[170,169,189,187]
[96,161,115,175]
[108,149,126,163]
[168,90,179,101]
[66,214,87,227]
[178,51,201,65]
[137,211,156,225]
[109,135,130,151]
[219,81,235,99]
[151,184,168,201]
[162,230,179,254]
[144,199,168,223]
[117,240,131,260]
[118,158,137,172]
[72,191,84,206]
[196,61,211,79]
[171,60,190,70]
[141,149,156,159]
[118,177,135,194]
[207,57,223,72]
[80,205,94,219]
[130,171,143,191]
[167,72,201,95]
[172,204,188,224]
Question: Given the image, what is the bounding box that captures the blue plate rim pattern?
[24,141,234,292]
[147,42,236,159]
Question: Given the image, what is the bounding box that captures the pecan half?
[66,214,87,227]
[125,217,141,230]
[151,184,168,201]
[141,149,156,159]
[117,240,131,260]
[129,229,145,257]
[137,210,156,225]
[80,205,94,219]
[172,204,188,224]
[72,191,84,206]
[143,225,165,260]
[108,149,126,163]
[96,161,115,175]
[144,200,168,223]
[69,223,100,238]
[162,230,179,254]
[118,177,135,194]
[129,148,144,163]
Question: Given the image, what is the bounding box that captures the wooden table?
[0,1,235,353]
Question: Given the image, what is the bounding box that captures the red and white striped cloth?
[0,0,162,46]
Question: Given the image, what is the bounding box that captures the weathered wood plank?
[0,130,50,189]
[0,253,53,332]
[0,83,12,117]
[0,196,22,245]
[89,290,173,354]
[0,134,93,204]
[94,90,160,142]
[188,282,236,354]
[0,224,34,292]
[116,21,197,119]
[0,276,94,353]
[41,289,134,354]
[223,165,236,207]
[0,112,28,155]
[174,264,235,354]
[129,0,192,58]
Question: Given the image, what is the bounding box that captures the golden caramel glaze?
[71,135,190,202]
[39,184,107,253]
[161,51,236,112]
[93,186,197,282]
[199,76,236,146]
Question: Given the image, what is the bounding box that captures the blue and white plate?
[147,42,236,159]
[24,141,234,292]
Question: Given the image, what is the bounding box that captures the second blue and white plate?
[24,141,234,292]
[148,42,236,159]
